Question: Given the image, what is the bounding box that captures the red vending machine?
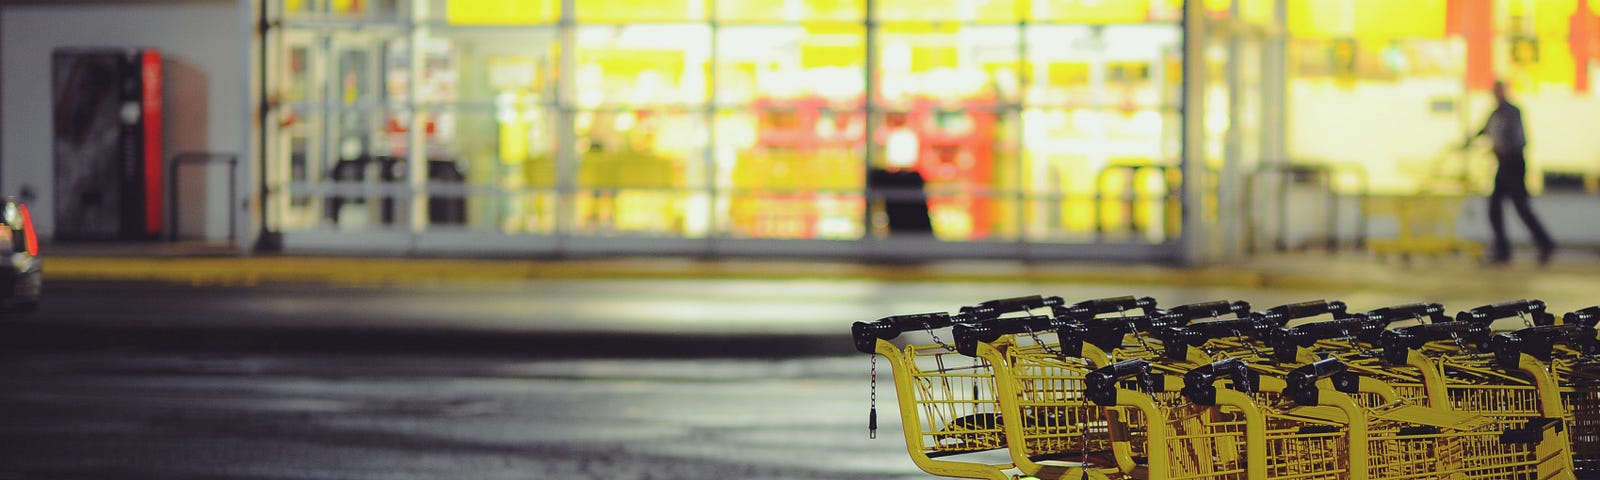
[52,48,163,241]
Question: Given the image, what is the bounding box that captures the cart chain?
[1448,330,1479,361]
[1023,324,1065,358]
[1233,329,1267,360]
[926,328,956,352]
[1124,308,1157,355]
[1517,311,1533,328]
[869,355,878,439]
[1339,326,1376,358]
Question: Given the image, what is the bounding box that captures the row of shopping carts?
[852,296,1600,480]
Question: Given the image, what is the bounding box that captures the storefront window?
[577,0,708,23]
[879,0,1020,23]
[1280,0,1600,196]
[1020,24,1182,242]
[434,0,558,25]
[716,0,863,23]
[284,0,406,21]
[576,25,711,108]
[876,23,1018,241]
[264,0,1223,253]
[270,29,414,231]
[714,24,865,240]
[1027,0,1183,24]
[404,29,559,232]
[576,110,707,237]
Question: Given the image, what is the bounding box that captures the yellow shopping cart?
[854,309,1032,480]
[949,296,1164,480]
[1551,306,1600,474]
[1378,321,1577,478]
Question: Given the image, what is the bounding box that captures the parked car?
[0,198,41,313]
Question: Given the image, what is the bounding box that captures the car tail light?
[19,203,36,256]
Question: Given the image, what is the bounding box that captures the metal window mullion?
[1015,20,1029,250]
[408,6,427,234]
[554,0,578,248]
[862,0,878,242]
[1221,0,1245,259]
[320,34,338,227]
[1179,0,1208,265]
[705,16,720,250]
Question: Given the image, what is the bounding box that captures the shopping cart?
[1072,300,1252,367]
[1472,309,1600,477]
[1553,306,1600,474]
[1154,300,1355,369]
[950,296,1163,480]
[1279,357,1553,480]
[853,306,1046,480]
[1378,321,1577,478]
[1082,358,1269,480]
[1366,145,1489,263]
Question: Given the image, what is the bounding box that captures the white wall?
[1284,75,1600,249]
[1288,75,1600,194]
[1,1,244,242]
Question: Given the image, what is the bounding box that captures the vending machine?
[51,48,163,241]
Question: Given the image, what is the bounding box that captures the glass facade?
[1285,0,1600,196]
[261,0,1279,258]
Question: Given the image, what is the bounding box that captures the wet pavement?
[0,352,921,480]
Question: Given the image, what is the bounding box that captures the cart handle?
[1182,358,1260,405]
[851,312,952,354]
[1455,299,1554,326]
[1158,300,1253,325]
[1565,306,1600,329]
[1267,317,1386,362]
[1255,300,1348,327]
[1362,302,1450,325]
[1085,359,1157,406]
[1076,312,1172,353]
[1379,322,1492,364]
[958,295,1066,321]
[952,314,1080,357]
[1154,317,1276,361]
[1057,295,1160,320]
[1285,357,1348,406]
[1486,324,1600,369]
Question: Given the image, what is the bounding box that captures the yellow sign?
[1289,0,1446,39]
[1031,0,1148,23]
[446,0,558,24]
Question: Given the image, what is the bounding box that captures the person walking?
[1465,80,1555,265]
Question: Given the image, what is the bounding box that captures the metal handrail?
[1242,161,1369,253]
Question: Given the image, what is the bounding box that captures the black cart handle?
[952,314,1076,357]
[1566,306,1600,329]
[1182,358,1259,405]
[1256,300,1348,327]
[1267,317,1385,362]
[1486,324,1600,369]
[1456,299,1554,326]
[1160,300,1253,325]
[959,295,1066,321]
[1085,359,1155,406]
[1077,312,1169,353]
[853,312,952,354]
[1285,357,1347,406]
[1155,317,1276,361]
[1379,322,1492,364]
[1362,302,1450,325]
[1059,296,1160,320]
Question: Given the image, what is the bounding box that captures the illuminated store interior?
[258,0,1598,259]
